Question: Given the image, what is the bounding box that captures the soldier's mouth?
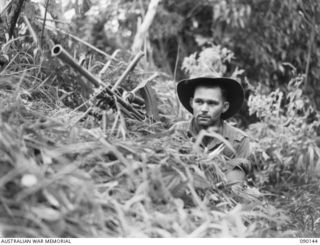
[197,116,211,121]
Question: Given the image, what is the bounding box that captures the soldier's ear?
[222,101,230,113]
[189,97,194,108]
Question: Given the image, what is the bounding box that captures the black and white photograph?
[0,0,319,240]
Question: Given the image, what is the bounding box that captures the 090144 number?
[300,239,318,243]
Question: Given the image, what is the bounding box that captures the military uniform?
[172,118,251,175]
[175,74,251,178]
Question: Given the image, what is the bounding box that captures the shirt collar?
[188,118,245,142]
[188,118,224,136]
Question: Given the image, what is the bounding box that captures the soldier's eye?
[208,101,218,106]
[195,99,203,104]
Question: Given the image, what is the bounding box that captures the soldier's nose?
[200,104,209,112]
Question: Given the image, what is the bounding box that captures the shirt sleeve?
[233,137,252,174]
[236,136,251,159]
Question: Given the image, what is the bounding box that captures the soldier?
[173,74,251,186]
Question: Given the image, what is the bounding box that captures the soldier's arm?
[226,137,252,184]
[234,137,252,174]
[237,137,251,159]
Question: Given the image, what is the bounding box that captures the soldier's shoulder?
[224,122,250,142]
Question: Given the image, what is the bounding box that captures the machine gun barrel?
[51,45,145,121]
[52,45,103,88]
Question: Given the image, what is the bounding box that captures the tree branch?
[40,0,50,46]
[131,0,161,54]
[8,0,25,38]
[304,15,315,91]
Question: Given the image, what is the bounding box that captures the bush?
[248,74,320,186]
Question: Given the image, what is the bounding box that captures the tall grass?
[0,36,293,238]
[0,82,290,238]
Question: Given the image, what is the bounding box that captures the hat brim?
[177,77,244,119]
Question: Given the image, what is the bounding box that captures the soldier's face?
[190,86,229,128]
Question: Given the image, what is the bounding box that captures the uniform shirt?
[171,118,251,174]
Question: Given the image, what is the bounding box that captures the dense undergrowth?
[0,21,320,238]
[0,89,290,237]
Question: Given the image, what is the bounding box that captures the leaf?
[189,165,211,189]
[21,174,38,187]
[30,205,61,222]
[297,154,304,170]
[241,186,263,199]
[314,159,320,177]
[188,221,209,237]
[24,1,38,20]
[208,144,225,160]
[42,189,60,208]
[194,129,236,155]
[161,167,186,198]
[41,149,53,165]
[262,151,270,161]
[308,145,315,169]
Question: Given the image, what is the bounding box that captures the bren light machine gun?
[51,44,159,122]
